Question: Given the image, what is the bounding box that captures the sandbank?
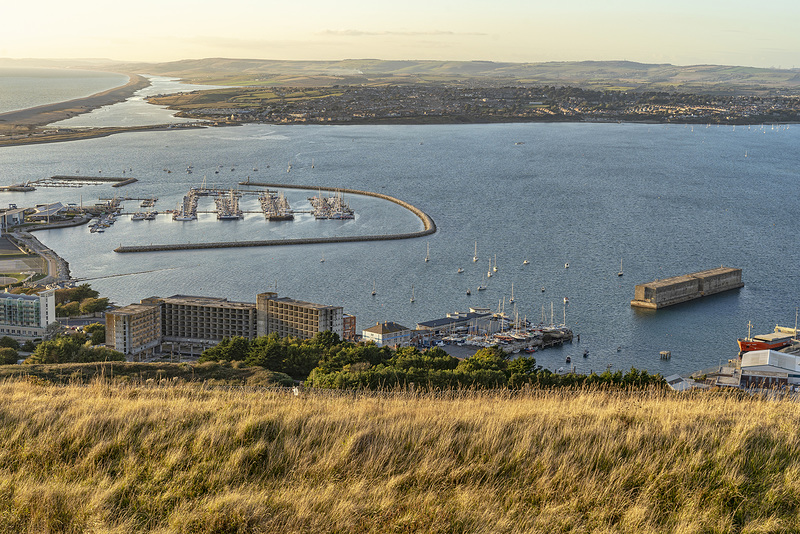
[0,73,150,133]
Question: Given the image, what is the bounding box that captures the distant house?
[362,321,412,348]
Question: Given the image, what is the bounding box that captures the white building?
[0,289,56,340]
[362,321,412,348]
[739,349,800,388]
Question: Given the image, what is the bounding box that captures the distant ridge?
[7,58,800,94]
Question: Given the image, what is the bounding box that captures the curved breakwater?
[114,183,436,254]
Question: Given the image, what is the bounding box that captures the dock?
[115,183,436,253]
[631,267,744,309]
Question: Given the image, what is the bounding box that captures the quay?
[630,267,743,309]
[115,183,436,253]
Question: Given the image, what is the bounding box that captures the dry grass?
[1,380,798,533]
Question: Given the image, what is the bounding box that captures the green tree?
[56,301,80,317]
[79,297,109,314]
[0,347,19,365]
[0,336,20,350]
[457,346,508,373]
[83,323,106,345]
[26,335,123,364]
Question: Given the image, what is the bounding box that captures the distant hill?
[6,57,800,94]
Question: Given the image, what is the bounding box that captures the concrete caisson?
[631,267,743,309]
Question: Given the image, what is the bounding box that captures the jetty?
[630,267,743,309]
[115,183,436,253]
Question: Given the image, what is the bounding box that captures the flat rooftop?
[108,303,158,316]
[639,267,741,289]
[162,295,256,310]
[266,296,340,311]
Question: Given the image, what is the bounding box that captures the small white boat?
[320,253,325,263]
[410,285,415,303]
[424,242,430,262]
[523,259,530,265]
[457,267,463,273]
[371,281,376,296]
[472,241,478,263]
[493,254,498,272]
[617,258,624,277]
[564,262,569,269]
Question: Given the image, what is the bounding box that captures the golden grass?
[1,380,798,533]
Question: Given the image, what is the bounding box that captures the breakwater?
[630,267,744,309]
[114,183,436,254]
[49,175,138,187]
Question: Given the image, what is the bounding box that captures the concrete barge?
[630,267,744,309]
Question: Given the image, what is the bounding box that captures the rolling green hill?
[107,58,800,94]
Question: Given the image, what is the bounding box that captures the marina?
[5,121,797,376]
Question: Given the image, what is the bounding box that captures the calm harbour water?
[1,117,798,375]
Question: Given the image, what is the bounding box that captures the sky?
[3,0,799,68]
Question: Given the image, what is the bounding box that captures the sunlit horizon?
[2,0,799,69]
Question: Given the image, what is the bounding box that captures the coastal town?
[150,84,800,126]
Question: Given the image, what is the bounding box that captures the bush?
[25,335,124,364]
[0,336,20,350]
[0,347,19,364]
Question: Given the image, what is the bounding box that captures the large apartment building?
[105,303,161,360]
[0,289,56,340]
[256,292,343,340]
[106,292,343,360]
[143,295,258,343]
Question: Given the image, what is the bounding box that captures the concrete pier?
[630,267,744,309]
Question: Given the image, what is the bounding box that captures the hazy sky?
[3,0,799,68]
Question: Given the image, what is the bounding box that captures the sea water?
[1,121,798,375]
[0,68,129,114]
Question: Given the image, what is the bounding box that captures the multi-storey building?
[342,313,357,341]
[0,289,55,340]
[105,303,161,360]
[256,292,343,339]
[144,295,258,343]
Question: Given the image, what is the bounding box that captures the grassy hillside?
[1,379,798,532]
[108,58,800,94]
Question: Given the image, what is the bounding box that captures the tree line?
[200,332,664,390]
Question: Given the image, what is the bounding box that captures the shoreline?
[0,73,151,133]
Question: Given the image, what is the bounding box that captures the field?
[1,379,798,533]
